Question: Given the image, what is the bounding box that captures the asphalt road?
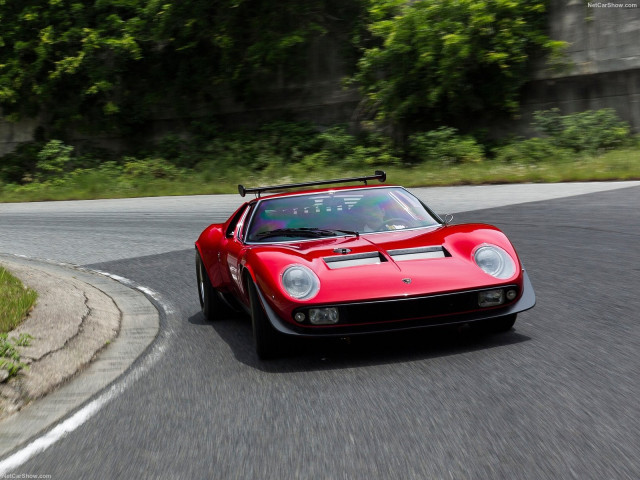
[1,182,639,479]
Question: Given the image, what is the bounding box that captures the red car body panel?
[196,184,535,337]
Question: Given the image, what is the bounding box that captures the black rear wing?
[238,170,386,197]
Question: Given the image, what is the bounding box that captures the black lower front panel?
[259,270,536,337]
[326,287,516,325]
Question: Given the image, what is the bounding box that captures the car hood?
[249,224,524,307]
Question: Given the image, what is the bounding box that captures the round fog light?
[506,289,517,301]
[294,312,306,323]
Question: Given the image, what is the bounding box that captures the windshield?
[245,187,440,243]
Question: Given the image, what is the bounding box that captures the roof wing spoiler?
[238,170,386,198]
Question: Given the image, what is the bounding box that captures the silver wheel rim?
[198,263,205,305]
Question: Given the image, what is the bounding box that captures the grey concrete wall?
[539,0,640,78]
[0,115,39,157]
[517,0,640,133]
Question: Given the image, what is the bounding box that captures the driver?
[350,196,387,232]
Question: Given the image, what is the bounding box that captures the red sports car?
[195,171,535,358]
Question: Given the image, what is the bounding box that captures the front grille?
[295,286,518,328]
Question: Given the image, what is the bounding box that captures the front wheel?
[196,250,228,321]
[247,279,281,359]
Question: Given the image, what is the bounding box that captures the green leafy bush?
[36,140,75,179]
[190,122,315,173]
[199,136,278,171]
[493,137,574,164]
[157,135,191,165]
[193,123,399,173]
[123,158,182,179]
[316,126,358,157]
[294,152,331,173]
[533,108,631,152]
[315,125,400,167]
[258,122,319,161]
[408,127,484,164]
[344,145,396,167]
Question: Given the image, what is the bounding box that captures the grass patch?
[0,147,638,203]
[0,266,37,333]
[1,333,32,380]
[0,268,35,380]
[1,111,639,203]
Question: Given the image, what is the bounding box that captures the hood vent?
[388,246,448,261]
[324,252,386,269]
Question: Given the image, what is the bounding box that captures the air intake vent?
[388,246,448,261]
[324,252,386,269]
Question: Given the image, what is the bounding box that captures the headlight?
[281,265,320,300]
[473,245,516,279]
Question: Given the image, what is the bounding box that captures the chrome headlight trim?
[281,264,320,300]
[473,244,516,279]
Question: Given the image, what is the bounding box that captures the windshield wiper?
[324,228,360,238]
[255,227,359,240]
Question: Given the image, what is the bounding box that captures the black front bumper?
[257,270,536,338]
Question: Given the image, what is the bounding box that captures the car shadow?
[187,311,531,373]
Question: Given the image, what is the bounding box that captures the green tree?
[352,0,565,133]
[0,0,149,135]
[0,0,360,137]
[151,1,363,92]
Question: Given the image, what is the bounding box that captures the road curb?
[0,254,159,458]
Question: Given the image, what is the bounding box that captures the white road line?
[91,269,135,286]
[0,339,169,475]
[0,393,111,474]
[0,269,172,475]
[136,286,176,314]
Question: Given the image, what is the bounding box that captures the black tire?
[247,279,280,359]
[196,250,227,321]
[490,314,517,333]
